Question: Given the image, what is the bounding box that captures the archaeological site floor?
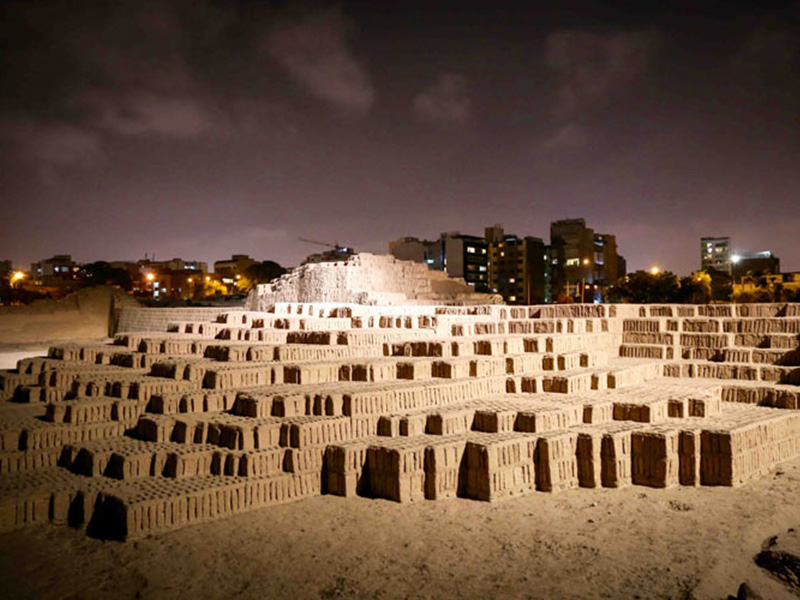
[1,302,800,548]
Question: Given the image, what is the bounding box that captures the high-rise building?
[389,233,488,290]
[388,237,442,269]
[700,237,731,274]
[485,225,548,304]
[442,233,488,290]
[0,260,12,279]
[550,219,623,302]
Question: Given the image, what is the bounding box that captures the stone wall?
[0,287,134,344]
[115,307,242,334]
[246,253,501,309]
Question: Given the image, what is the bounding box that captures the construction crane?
[298,238,350,252]
[298,237,355,265]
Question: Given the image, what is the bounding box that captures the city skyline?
[1,1,798,274]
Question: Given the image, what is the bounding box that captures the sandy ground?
[0,344,50,369]
[1,346,799,600]
[2,459,800,600]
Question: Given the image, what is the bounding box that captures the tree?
[245,260,286,283]
[78,262,132,291]
[611,270,681,303]
[236,261,287,293]
[677,271,711,304]
[705,267,732,302]
[202,278,229,297]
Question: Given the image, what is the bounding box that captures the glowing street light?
[581,259,590,302]
[145,272,155,282]
[10,271,25,287]
[650,266,660,275]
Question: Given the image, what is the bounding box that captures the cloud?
[544,29,659,115]
[413,74,472,124]
[541,123,589,152]
[730,24,799,82]
[264,8,375,112]
[1,119,104,168]
[74,89,224,139]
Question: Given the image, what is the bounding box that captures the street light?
[650,266,660,275]
[582,258,590,302]
[10,271,25,287]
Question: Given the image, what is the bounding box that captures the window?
[466,247,476,254]
[509,278,515,283]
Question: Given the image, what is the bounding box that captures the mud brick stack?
[1,291,800,540]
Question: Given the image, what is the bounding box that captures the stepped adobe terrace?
[1,302,799,540]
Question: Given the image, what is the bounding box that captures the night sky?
[1,1,798,275]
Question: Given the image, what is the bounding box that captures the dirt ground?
[0,344,52,369]
[1,343,798,600]
[2,457,799,600]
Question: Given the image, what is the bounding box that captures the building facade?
[550,219,623,302]
[389,233,488,290]
[731,251,780,279]
[485,225,548,304]
[214,254,256,279]
[30,255,80,288]
[128,257,207,298]
[701,237,731,274]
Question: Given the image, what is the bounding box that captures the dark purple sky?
[1,1,798,275]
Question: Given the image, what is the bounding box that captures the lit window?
[467,247,476,254]
[509,278,515,283]
[509,296,516,301]
[479,266,486,272]
[500,252,505,257]
[481,249,487,254]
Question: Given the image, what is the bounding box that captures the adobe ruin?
[1,255,799,540]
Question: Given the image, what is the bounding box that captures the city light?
[145,272,155,282]
[650,266,660,275]
[731,254,741,263]
[11,271,25,283]
[205,276,211,282]
[583,258,590,266]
